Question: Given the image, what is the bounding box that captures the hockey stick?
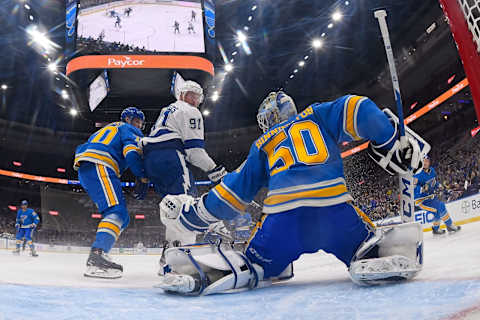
[374,10,415,222]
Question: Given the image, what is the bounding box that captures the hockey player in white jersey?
[142,75,226,245]
[155,91,424,296]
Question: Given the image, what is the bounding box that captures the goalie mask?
[257,91,297,133]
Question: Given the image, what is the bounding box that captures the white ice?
[1,222,480,320]
[77,3,205,53]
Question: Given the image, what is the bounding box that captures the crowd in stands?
[1,131,479,246]
[77,37,150,55]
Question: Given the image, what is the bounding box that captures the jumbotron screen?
[76,0,205,54]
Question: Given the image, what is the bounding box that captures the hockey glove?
[207,165,227,183]
[368,137,422,175]
[133,177,149,200]
[159,194,220,236]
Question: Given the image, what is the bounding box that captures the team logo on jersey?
[107,56,145,68]
[204,0,215,38]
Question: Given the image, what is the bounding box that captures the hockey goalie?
[156,91,425,296]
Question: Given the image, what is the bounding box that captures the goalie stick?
[374,10,427,223]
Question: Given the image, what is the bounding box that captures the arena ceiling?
[0,0,456,134]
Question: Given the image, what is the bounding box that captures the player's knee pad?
[103,206,129,229]
[161,243,267,296]
[349,222,423,286]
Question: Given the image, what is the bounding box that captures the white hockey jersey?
[142,100,216,172]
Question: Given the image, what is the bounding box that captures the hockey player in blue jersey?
[414,156,461,235]
[155,91,425,295]
[14,200,39,257]
[74,107,148,278]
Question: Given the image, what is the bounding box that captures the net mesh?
[458,0,480,52]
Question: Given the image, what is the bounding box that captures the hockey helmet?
[121,107,145,130]
[257,91,297,133]
[179,80,204,104]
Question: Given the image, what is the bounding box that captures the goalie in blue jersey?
[156,92,425,295]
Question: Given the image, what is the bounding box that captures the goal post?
[439,0,480,122]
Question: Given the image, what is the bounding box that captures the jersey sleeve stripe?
[123,144,142,157]
[184,139,205,149]
[263,183,348,206]
[212,183,247,213]
[343,95,366,141]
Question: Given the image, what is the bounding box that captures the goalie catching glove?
[159,194,220,236]
[367,112,422,175]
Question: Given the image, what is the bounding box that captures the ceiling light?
[24,4,31,10]
[332,11,342,21]
[248,16,253,22]
[289,75,294,79]
[47,63,57,72]
[232,51,237,56]
[327,23,333,28]
[345,1,350,5]
[312,39,323,49]
[304,55,309,60]
[251,5,257,11]
[70,108,78,116]
[225,63,233,72]
[61,89,69,99]
[237,31,247,42]
[29,15,34,21]
[1,84,7,90]
[244,26,249,31]
[321,32,326,37]
[203,109,211,116]
[211,91,219,102]
[235,42,241,47]
[293,69,298,73]
[298,61,305,67]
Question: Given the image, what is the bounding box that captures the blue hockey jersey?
[16,208,40,228]
[414,167,438,199]
[204,95,395,219]
[74,122,145,178]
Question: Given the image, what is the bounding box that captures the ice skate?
[432,228,446,235]
[446,224,461,233]
[30,248,39,257]
[12,248,20,255]
[84,248,123,279]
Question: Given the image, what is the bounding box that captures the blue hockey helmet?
[257,91,297,133]
[21,200,28,206]
[121,107,145,123]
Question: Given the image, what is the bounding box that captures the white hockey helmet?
[257,91,297,133]
[179,80,204,104]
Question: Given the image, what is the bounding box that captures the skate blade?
[84,266,122,279]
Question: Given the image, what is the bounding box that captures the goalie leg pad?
[350,222,423,285]
[157,243,265,296]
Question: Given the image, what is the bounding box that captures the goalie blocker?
[156,222,423,295]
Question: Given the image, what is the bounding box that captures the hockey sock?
[440,212,453,226]
[432,221,441,231]
[15,242,21,250]
[92,232,116,253]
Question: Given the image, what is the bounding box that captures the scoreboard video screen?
[76,0,205,54]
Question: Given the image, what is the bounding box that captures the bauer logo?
[107,56,145,68]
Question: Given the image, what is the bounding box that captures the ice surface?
[1,222,480,320]
[77,4,205,53]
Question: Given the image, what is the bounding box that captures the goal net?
[439,0,480,121]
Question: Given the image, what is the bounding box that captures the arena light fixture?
[70,108,78,116]
[304,55,309,60]
[243,26,249,31]
[28,15,34,21]
[332,11,342,21]
[61,89,69,99]
[289,74,294,79]
[252,5,257,11]
[224,63,233,72]
[312,39,323,49]
[47,62,57,73]
[293,69,298,73]
[321,32,326,37]
[232,51,238,56]
[298,61,305,67]
[237,31,247,42]
[24,3,30,10]
[345,1,350,5]
[327,23,334,29]
[203,109,211,116]
[248,16,253,22]
[1,84,7,90]
[26,25,60,53]
[211,91,219,102]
